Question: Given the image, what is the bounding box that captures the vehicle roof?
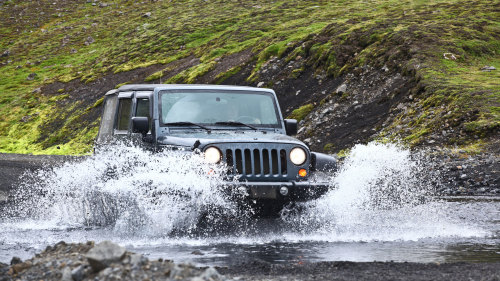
[113,84,274,94]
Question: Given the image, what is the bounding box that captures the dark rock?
[191,250,204,256]
[85,240,126,272]
[27,72,37,80]
[10,256,22,265]
[71,265,86,281]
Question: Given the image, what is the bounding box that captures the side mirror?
[284,119,297,136]
[132,117,149,136]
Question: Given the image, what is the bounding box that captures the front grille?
[225,148,287,177]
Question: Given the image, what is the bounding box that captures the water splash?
[0,142,488,244]
[281,142,485,242]
[2,144,242,236]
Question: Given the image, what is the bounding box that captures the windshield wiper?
[164,122,211,132]
[215,121,258,130]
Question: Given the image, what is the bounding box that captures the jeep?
[96,84,336,215]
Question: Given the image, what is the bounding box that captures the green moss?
[323,143,335,153]
[49,94,69,102]
[115,82,130,88]
[336,148,351,159]
[144,70,164,82]
[215,66,242,84]
[288,104,314,122]
[403,128,430,145]
[290,67,304,79]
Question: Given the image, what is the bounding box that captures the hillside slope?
[0,0,498,155]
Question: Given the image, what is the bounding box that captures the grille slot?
[225,148,287,177]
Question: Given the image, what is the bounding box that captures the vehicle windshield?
[159,90,281,127]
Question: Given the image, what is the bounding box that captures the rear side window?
[116,98,132,131]
[136,98,149,117]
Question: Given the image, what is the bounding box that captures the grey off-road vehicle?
[96,84,336,215]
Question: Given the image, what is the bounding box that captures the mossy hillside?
[0,0,498,154]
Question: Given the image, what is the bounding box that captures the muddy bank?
[1,241,499,281]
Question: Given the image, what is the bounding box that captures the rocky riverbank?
[435,151,499,196]
[0,241,224,281]
[1,241,499,281]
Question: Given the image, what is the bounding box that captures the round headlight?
[204,147,222,164]
[290,147,307,166]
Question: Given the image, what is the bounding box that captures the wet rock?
[71,265,87,281]
[27,72,37,80]
[11,261,32,274]
[125,253,146,267]
[85,240,126,272]
[191,250,204,256]
[196,267,224,281]
[61,267,72,281]
[10,257,22,265]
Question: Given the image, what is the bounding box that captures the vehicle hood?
[157,131,307,148]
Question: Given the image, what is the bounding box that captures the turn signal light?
[298,169,307,177]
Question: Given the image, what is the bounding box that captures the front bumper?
[223,181,331,201]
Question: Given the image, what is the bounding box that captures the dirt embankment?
[1,241,499,281]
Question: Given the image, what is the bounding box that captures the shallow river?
[1,144,499,265]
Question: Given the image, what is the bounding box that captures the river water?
[0,143,498,265]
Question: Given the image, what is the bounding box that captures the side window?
[116,98,132,131]
[136,98,149,117]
